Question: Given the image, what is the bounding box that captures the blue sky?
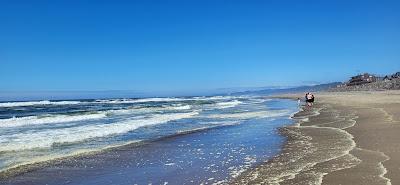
[1,0,399,97]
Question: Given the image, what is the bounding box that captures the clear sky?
[1,0,399,96]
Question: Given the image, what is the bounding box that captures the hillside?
[329,71,400,92]
[232,82,342,96]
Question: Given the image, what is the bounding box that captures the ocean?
[0,96,298,184]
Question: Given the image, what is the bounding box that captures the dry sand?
[234,90,400,185]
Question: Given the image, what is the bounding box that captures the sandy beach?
[1,91,399,184]
[235,90,400,184]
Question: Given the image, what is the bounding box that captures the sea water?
[0,96,298,184]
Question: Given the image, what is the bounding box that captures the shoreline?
[3,91,399,184]
[0,122,245,179]
[234,91,400,184]
[0,98,298,184]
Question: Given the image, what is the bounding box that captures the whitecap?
[94,96,238,104]
[214,100,242,109]
[0,111,199,152]
[0,113,107,128]
[0,100,81,107]
[105,104,192,115]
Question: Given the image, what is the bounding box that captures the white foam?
[95,96,238,104]
[0,113,107,128]
[229,156,258,179]
[176,121,240,134]
[205,121,240,125]
[106,98,182,104]
[0,139,143,173]
[275,115,359,184]
[105,104,192,115]
[0,96,240,107]
[249,98,271,104]
[171,105,191,110]
[214,100,242,109]
[0,112,198,152]
[196,96,235,100]
[95,97,185,104]
[207,110,290,119]
[0,100,81,107]
[376,151,392,185]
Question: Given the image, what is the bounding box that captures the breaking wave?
[94,98,184,104]
[94,96,237,104]
[0,113,107,128]
[0,100,81,107]
[105,104,192,115]
[0,112,199,152]
[214,100,242,109]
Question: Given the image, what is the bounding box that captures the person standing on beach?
[306,92,314,107]
[297,98,301,106]
[310,94,315,106]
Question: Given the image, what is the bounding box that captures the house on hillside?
[383,72,400,81]
[346,73,377,86]
[383,76,391,82]
[392,72,400,79]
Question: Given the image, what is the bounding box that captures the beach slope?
[234,90,400,185]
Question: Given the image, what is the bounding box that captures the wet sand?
[234,90,400,185]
